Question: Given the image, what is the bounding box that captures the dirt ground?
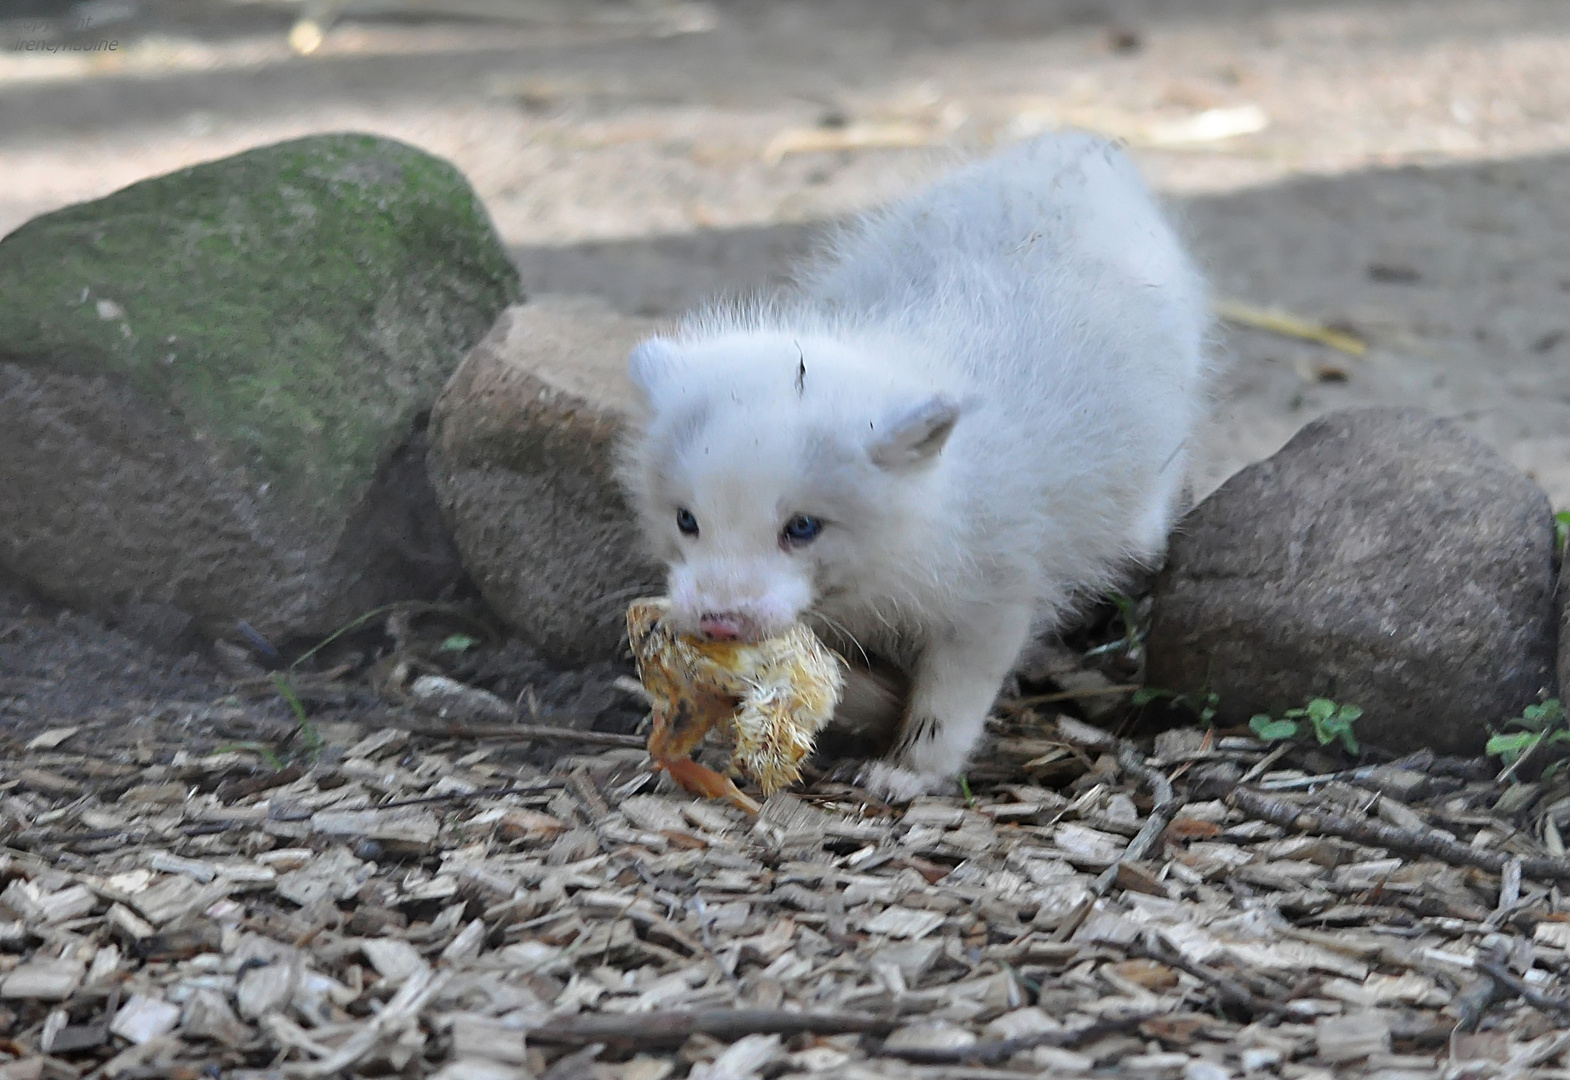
[3,0,1569,503]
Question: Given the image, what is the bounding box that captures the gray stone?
[1146,407,1557,755]
[427,296,663,664]
[0,134,519,643]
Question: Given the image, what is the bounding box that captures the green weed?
[1249,698,1362,754]
[271,673,324,761]
[439,633,481,655]
[1133,687,1220,726]
[1487,699,1569,778]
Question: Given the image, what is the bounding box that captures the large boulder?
[1146,407,1558,755]
[427,296,663,664]
[0,134,519,644]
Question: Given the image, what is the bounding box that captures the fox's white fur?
[619,133,1213,801]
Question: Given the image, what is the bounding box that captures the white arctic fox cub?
[620,133,1212,800]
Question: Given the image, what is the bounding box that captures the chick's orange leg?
[657,756,763,815]
[645,696,725,761]
[644,702,762,814]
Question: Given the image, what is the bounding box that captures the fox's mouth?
[695,611,795,644]
[697,612,751,641]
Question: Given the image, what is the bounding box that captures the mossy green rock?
[0,133,520,641]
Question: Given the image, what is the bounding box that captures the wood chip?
[361,939,431,986]
[0,958,85,1001]
[237,956,301,1020]
[109,994,182,1045]
[449,1016,530,1064]
[312,807,441,845]
[25,728,79,751]
[180,987,251,1046]
[1314,1012,1391,1064]
[860,906,947,940]
[0,694,1557,1079]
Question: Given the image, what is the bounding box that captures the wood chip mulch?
[0,708,1565,1080]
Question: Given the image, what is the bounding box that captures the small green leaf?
[1305,698,1337,722]
[1337,704,1363,723]
[1509,699,1565,735]
[1250,715,1299,742]
[439,633,481,654]
[1132,688,1166,706]
[1319,717,1359,754]
[1487,731,1541,763]
[1199,692,1221,724]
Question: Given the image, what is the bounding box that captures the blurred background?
[3,0,1567,505]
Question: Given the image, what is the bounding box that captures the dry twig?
[527,1009,897,1047]
[1476,954,1570,1019]
[1127,932,1290,1018]
[406,722,646,749]
[874,1011,1156,1065]
[375,781,562,809]
[1227,787,1570,883]
[1092,741,1184,895]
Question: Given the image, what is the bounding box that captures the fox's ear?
[628,337,678,402]
[868,394,965,469]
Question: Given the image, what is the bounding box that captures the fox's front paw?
[858,759,951,803]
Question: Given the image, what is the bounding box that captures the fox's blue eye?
[676,508,699,536]
[781,514,823,546]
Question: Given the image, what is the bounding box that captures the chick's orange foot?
[655,755,763,815]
